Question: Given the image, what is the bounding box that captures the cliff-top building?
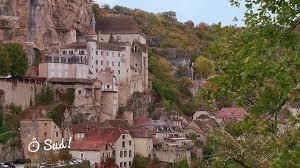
[39,15,149,108]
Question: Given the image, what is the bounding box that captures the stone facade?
[114,133,134,168]
[20,118,66,161]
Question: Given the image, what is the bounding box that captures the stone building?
[20,117,67,161]
[70,124,134,168]
[153,138,192,166]
[39,15,149,118]
[130,129,153,158]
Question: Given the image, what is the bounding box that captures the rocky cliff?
[0,0,93,52]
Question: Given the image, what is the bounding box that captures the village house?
[70,124,134,168]
[20,117,66,161]
[216,107,248,123]
[153,138,192,166]
[137,119,185,141]
[288,101,300,117]
[185,119,218,144]
[129,129,153,158]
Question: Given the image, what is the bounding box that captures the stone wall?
[0,79,44,109]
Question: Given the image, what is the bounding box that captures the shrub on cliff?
[0,43,28,78]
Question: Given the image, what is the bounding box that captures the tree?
[59,149,72,162]
[193,56,214,80]
[198,0,300,167]
[5,43,28,78]
[0,44,11,76]
[174,160,189,168]
[132,154,150,168]
[159,11,177,23]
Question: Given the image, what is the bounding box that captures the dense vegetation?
[198,0,300,167]
[0,104,21,144]
[0,43,28,78]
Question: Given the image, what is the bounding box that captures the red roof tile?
[71,122,99,133]
[217,107,247,120]
[71,140,106,151]
[86,127,126,143]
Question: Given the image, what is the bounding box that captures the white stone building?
[39,15,149,108]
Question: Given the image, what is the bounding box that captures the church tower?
[86,13,98,79]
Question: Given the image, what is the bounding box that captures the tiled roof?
[130,129,152,138]
[62,42,86,49]
[86,127,127,143]
[71,140,106,151]
[101,120,130,130]
[290,101,300,108]
[95,16,140,34]
[134,116,151,126]
[47,78,93,85]
[71,122,99,133]
[217,107,247,120]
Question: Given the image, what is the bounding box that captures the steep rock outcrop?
[0,0,93,51]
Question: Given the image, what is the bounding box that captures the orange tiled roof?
[71,140,106,151]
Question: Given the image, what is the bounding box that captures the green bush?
[0,131,17,144]
[61,88,75,105]
[36,86,54,105]
[132,154,150,168]
[47,104,66,127]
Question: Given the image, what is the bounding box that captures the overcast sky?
[96,0,246,26]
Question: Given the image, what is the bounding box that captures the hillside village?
[0,0,300,168]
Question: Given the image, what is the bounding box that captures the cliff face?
[0,0,93,51]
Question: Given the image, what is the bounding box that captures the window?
[81,153,84,160]
[78,90,82,95]
[69,50,73,54]
[118,70,120,74]
[105,144,108,150]
[120,162,123,168]
[124,162,127,167]
[129,141,132,146]
[122,141,125,147]
[129,162,131,167]
[118,62,120,67]
[120,151,123,158]
[96,51,98,55]
[107,85,110,89]
[101,51,103,55]
[112,52,115,57]
[122,135,125,139]
[56,132,58,137]
[129,150,132,157]
[101,60,103,65]
[124,151,127,157]
[118,53,121,57]
[135,63,138,67]
[96,60,99,65]
[112,61,114,66]
[44,132,47,138]
[62,50,66,54]
[96,69,98,73]
[44,123,47,127]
